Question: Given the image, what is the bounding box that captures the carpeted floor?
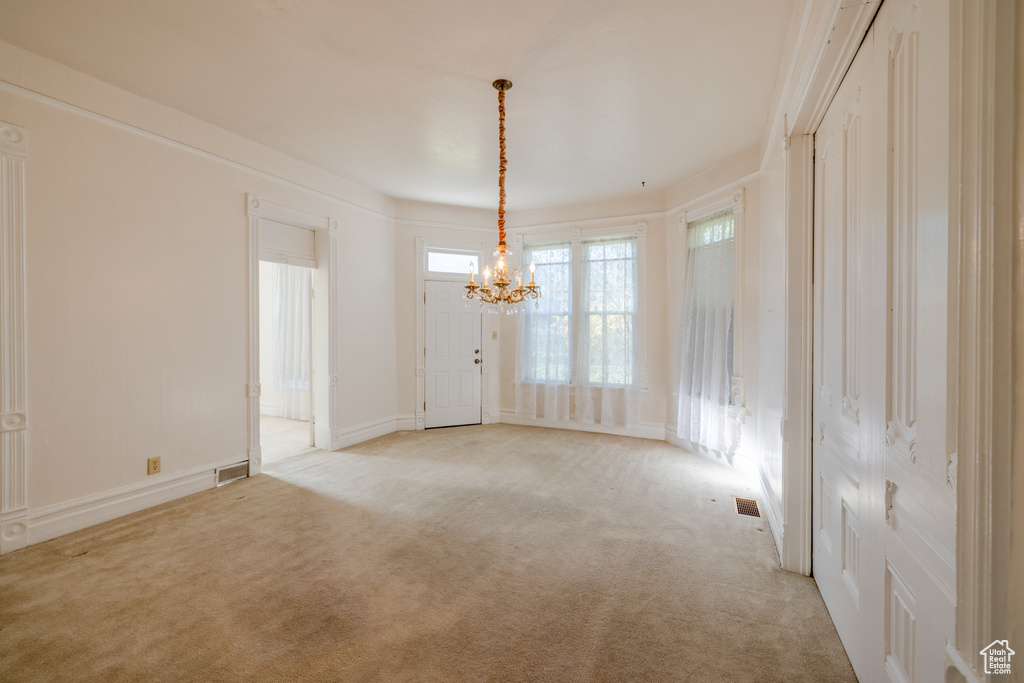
[0,424,856,682]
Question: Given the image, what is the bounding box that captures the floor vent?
[216,462,249,487]
[734,497,761,517]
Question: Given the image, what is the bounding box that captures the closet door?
[813,1,957,681]
[811,27,886,681]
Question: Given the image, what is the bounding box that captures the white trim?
[0,79,393,221]
[330,416,397,450]
[0,120,28,554]
[246,194,339,470]
[394,217,492,233]
[28,455,246,545]
[666,171,760,216]
[506,211,665,234]
[949,0,1017,676]
[944,641,983,683]
[395,414,417,431]
[499,410,666,441]
[758,467,786,566]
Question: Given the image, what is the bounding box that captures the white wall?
[0,40,396,540]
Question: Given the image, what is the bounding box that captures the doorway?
[259,260,314,461]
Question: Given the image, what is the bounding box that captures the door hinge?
[424,401,426,411]
[424,292,427,303]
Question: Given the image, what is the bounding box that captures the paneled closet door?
[877,0,957,680]
[813,1,957,681]
[811,22,887,682]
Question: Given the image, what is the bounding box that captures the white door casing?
[424,280,482,428]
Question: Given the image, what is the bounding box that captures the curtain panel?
[259,261,312,421]
[515,236,640,429]
[677,210,735,455]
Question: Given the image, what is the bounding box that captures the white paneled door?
[424,280,482,428]
[813,1,956,681]
[812,30,885,681]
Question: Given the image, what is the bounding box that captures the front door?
[424,280,482,428]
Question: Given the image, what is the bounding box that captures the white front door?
[424,280,482,428]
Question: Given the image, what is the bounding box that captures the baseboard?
[499,410,667,441]
[330,416,397,449]
[28,455,246,546]
[758,463,785,567]
[395,414,417,431]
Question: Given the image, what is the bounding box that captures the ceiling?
[0,0,794,210]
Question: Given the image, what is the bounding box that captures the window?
[677,209,735,453]
[581,238,638,386]
[519,243,572,383]
[516,232,642,428]
[426,249,479,276]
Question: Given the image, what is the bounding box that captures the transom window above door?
[426,249,479,276]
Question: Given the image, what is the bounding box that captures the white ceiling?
[0,0,794,210]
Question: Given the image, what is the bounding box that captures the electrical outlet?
[147,457,161,475]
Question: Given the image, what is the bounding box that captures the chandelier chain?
[498,86,507,245]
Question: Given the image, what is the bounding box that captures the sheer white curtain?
[677,210,735,455]
[515,243,572,421]
[261,261,312,421]
[575,237,640,428]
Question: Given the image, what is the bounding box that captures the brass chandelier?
[464,79,540,314]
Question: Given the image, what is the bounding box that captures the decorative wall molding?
[0,120,28,554]
[842,101,861,425]
[28,455,245,546]
[886,5,921,466]
[948,1,1017,676]
[0,78,393,221]
[885,562,918,683]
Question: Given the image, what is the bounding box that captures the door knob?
[474,358,481,364]
[474,349,480,354]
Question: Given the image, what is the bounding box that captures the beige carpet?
[0,425,856,682]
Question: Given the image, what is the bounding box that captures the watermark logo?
[980,640,1015,675]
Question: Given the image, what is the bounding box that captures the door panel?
[813,1,956,681]
[424,280,482,428]
[813,26,886,682]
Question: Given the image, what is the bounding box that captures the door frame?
[245,194,338,474]
[414,238,497,430]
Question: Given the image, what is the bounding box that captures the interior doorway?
[259,260,315,462]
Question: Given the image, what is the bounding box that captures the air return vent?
[734,497,761,517]
[216,462,249,487]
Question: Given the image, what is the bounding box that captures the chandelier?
[464,79,540,314]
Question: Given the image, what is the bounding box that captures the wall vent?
[216,462,249,487]
[734,497,761,517]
